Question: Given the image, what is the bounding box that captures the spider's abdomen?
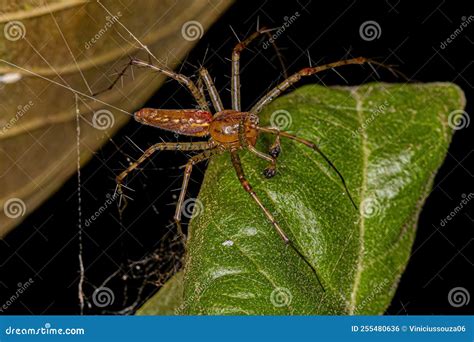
[134,108,213,137]
[209,110,259,148]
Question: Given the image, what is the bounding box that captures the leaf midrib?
[348,87,370,314]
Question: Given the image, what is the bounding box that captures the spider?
[99,28,389,288]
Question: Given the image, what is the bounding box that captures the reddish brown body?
[135,108,212,137]
[135,108,259,149]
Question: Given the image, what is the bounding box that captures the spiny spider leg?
[131,59,209,111]
[231,27,287,111]
[247,145,277,179]
[92,58,135,97]
[174,148,224,241]
[230,150,325,290]
[231,150,288,242]
[92,57,210,111]
[268,132,281,158]
[116,141,214,212]
[250,57,388,115]
[196,76,206,100]
[262,128,282,169]
[198,67,224,112]
[259,127,358,210]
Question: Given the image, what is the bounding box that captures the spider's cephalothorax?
[101,27,387,290]
[209,110,259,148]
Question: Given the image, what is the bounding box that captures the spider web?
[0,1,203,314]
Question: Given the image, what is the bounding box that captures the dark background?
[1,0,473,315]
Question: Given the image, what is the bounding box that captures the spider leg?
[259,127,358,210]
[196,75,206,102]
[116,141,213,213]
[247,145,277,179]
[236,114,279,178]
[231,27,287,111]
[131,59,210,111]
[230,150,288,242]
[250,57,393,115]
[268,129,281,158]
[236,115,277,178]
[264,130,282,176]
[198,67,224,112]
[93,57,210,111]
[230,150,325,290]
[174,148,224,241]
[92,58,134,97]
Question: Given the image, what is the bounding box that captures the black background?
[1,0,473,315]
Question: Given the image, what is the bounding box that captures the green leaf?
[137,271,184,315]
[179,82,465,315]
